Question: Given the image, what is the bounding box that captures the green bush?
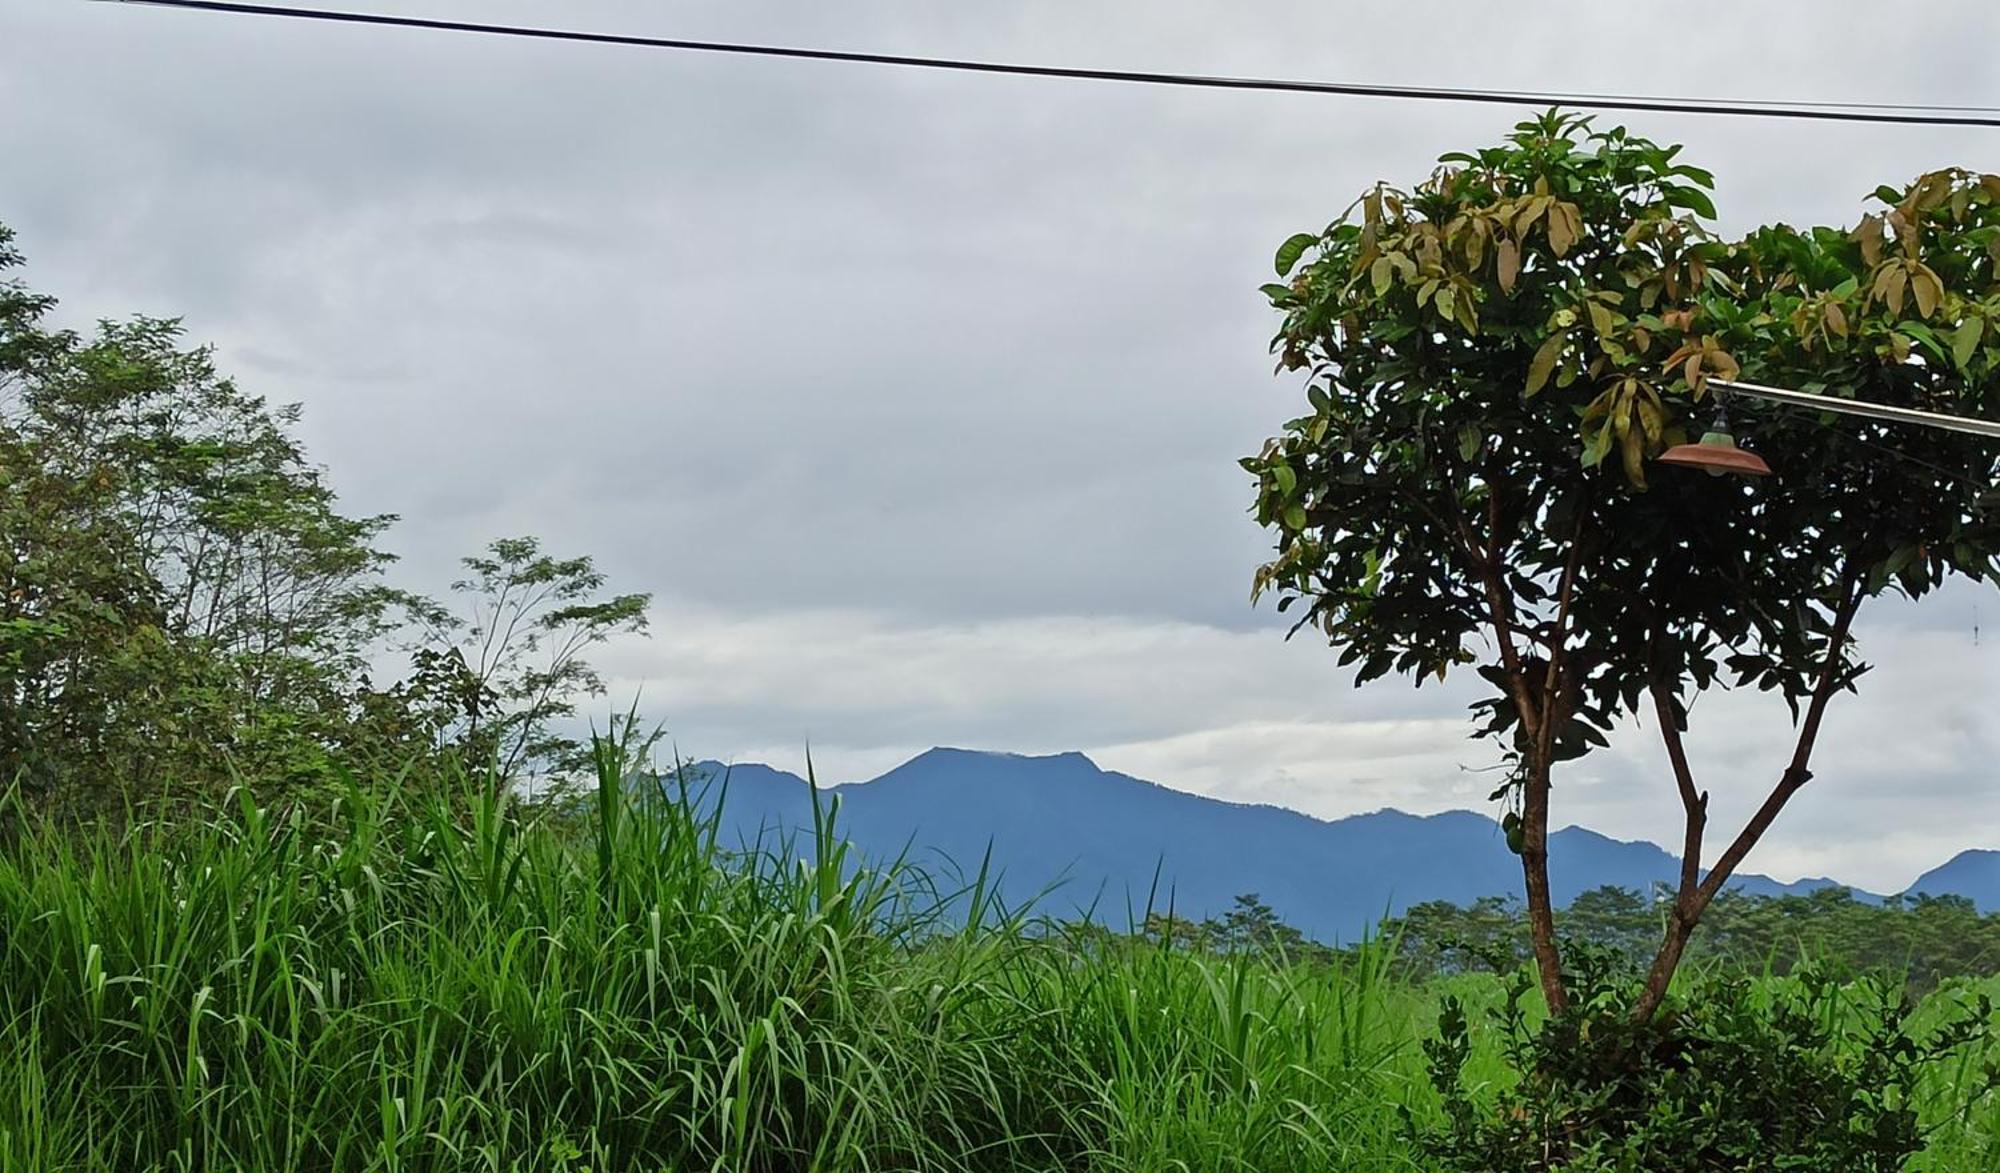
[1419,945,2000,1171]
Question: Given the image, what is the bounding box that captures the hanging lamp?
[1656,390,1772,477]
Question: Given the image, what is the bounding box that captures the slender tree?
[1246,112,2000,1018]
[410,536,650,790]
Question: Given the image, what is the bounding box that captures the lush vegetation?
[0,223,647,823]
[1388,885,2000,991]
[1246,112,2000,1016]
[1,749,1996,1171]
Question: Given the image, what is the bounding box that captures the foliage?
[0,744,1428,1171]
[1391,884,2000,992]
[1245,110,2000,1014]
[1420,951,2000,1171]
[0,229,406,809]
[1202,892,1311,955]
[1394,894,1536,975]
[1136,893,1323,960]
[0,222,648,817]
[1,744,1994,1170]
[406,535,650,784]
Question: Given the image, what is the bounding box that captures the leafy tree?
[1387,884,2000,991]
[0,222,652,817]
[1201,892,1309,955]
[1392,895,1530,976]
[1246,112,2000,1018]
[1562,884,1660,969]
[0,226,409,809]
[409,536,650,789]
[1140,910,1206,950]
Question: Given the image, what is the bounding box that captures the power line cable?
[97,0,2000,129]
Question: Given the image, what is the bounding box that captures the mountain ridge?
[674,748,1993,937]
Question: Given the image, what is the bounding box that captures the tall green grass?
[0,746,1994,1171]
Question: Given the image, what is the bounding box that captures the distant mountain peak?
[912,746,1097,767]
[1940,848,2000,864]
[1908,849,2000,913]
[686,749,1984,930]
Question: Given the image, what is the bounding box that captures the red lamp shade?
[1655,430,1772,478]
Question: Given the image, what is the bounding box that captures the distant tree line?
[1394,884,2000,989]
[0,222,647,823]
[1124,886,2000,990]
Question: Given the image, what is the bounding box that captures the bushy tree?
[1201,892,1309,955]
[0,222,652,816]
[1246,112,2000,1018]
[0,227,407,808]
[1392,895,1530,976]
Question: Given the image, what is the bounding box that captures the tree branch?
[1695,572,1866,909]
[1533,500,1590,763]
[1651,679,1706,902]
[1448,482,1542,738]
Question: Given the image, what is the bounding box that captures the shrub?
[1419,945,2000,1171]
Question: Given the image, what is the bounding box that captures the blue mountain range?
[677,748,1995,941]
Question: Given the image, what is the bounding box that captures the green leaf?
[1952,318,1984,370]
[1370,256,1393,296]
[1457,425,1481,462]
[1274,232,1318,277]
[1663,185,1718,219]
[1527,333,1564,396]
[1580,423,1610,468]
[1898,320,1947,363]
[1273,464,1297,497]
[1282,502,1308,531]
[1258,282,1292,302]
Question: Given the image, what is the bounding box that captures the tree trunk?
[1519,753,1567,1014]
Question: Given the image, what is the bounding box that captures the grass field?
[2,755,1995,1171]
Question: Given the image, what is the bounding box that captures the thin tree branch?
[1695,572,1866,909]
[1533,499,1590,763]
[1448,483,1542,737]
[1651,679,1706,902]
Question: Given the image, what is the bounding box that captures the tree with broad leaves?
[1245,111,2000,1020]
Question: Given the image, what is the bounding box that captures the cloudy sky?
[4,0,1997,890]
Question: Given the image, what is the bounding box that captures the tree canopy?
[0,223,651,818]
[1245,112,2000,1015]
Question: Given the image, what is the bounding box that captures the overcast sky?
[4,0,1997,890]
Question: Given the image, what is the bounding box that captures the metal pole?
[1710,379,2000,439]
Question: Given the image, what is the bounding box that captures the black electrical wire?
[96,0,2000,129]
